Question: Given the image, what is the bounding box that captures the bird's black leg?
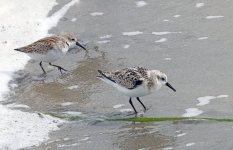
[49,62,67,74]
[39,61,46,74]
[129,97,137,114]
[136,97,147,112]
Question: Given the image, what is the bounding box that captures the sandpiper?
[14,32,86,74]
[97,67,176,114]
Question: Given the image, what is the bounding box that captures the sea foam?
[0,0,79,149]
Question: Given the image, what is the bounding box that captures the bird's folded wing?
[19,41,54,54]
[112,68,144,89]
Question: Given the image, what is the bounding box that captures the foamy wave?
[0,0,79,149]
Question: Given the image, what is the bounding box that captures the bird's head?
[61,32,86,51]
[150,70,176,92]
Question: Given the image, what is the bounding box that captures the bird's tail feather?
[14,48,21,51]
[97,70,115,83]
[14,48,22,52]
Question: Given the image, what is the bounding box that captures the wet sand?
[6,0,233,149]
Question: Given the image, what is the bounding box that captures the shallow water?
[4,0,233,149]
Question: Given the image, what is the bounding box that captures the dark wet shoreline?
[7,0,233,149]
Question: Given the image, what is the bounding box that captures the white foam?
[67,85,79,90]
[97,40,111,44]
[122,31,143,36]
[58,143,79,148]
[198,37,208,40]
[61,102,74,106]
[56,139,61,142]
[197,96,215,106]
[182,108,203,117]
[0,0,78,148]
[138,148,150,150]
[164,58,172,61]
[152,31,181,35]
[163,147,173,150]
[123,44,130,49]
[175,130,181,133]
[217,95,229,98]
[40,0,79,36]
[78,137,89,142]
[173,15,181,18]
[64,137,70,141]
[120,108,133,112]
[99,35,112,39]
[197,95,228,106]
[63,111,82,116]
[176,133,187,137]
[7,103,30,109]
[155,38,167,43]
[71,17,77,22]
[90,12,104,16]
[113,104,125,109]
[196,3,204,8]
[0,105,64,149]
[206,16,224,19]
[163,19,169,22]
[10,83,18,88]
[135,1,147,7]
[152,32,171,35]
[186,143,195,147]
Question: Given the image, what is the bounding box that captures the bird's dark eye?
[161,77,165,81]
[71,38,75,41]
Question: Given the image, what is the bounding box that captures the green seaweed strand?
[108,117,233,122]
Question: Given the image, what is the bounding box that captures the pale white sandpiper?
[97,67,176,114]
[14,32,86,74]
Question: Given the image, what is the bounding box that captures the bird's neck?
[146,72,161,91]
[146,78,155,90]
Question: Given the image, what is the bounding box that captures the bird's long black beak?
[76,41,86,50]
[165,82,176,92]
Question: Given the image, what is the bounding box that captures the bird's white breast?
[100,77,152,97]
[27,49,64,62]
[120,85,152,97]
[155,80,162,90]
